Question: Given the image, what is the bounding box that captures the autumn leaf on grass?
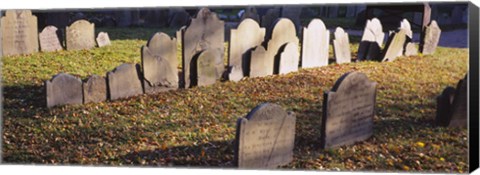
[415,142,425,148]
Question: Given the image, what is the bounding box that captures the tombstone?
[266,18,299,74]
[435,75,467,128]
[249,46,270,78]
[45,73,83,108]
[421,20,441,55]
[333,27,351,64]
[399,19,413,40]
[96,32,111,47]
[107,63,143,100]
[39,25,63,52]
[321,72,377,149]
[142,32,178,94]
[404,42,418,56]
[193,49,223,87]
[281,6,302,35]
[228,19,265,81]
[435,86,456,127]
[241,6,260,23]
[1,10,39,56]
[83,75,107,104]
[182,8,224,88]
[66,20,96,51]
[234,103,296,168]
[357,18,385,61]
[277,42,299,75]
[168,8,190,30]
[382,29,407,62]
[301,18,329,68]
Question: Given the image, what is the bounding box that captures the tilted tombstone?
[357,18,385,61]
[228,19,265,81]
[381,29,407,62]
[333,27,351,64]
[192,49,223,87]
[301,18,330,68]
[107,63,143,100]
[182,8,224,88]
[267,18,299,75]
[421,20,441,55]
[399,19,417,56]
[66,20,96,51]
[435,75,467,128]
[1,10,39,56]
[235,103,296,168]
[96,32,111,47]
[321,72,377,149]
[83,75,107,103]
[241,6,260,23]
[249,46,270,78]
[45,73,83,108]
[278,42,299,74]
[141,32,178,94]
[39,25,63,52]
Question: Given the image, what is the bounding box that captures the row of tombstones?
[1,10,111,56]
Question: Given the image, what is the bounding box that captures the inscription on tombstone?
[45,73,83,108]
[333,27,351,64]
[228,19,265,81]
[107,63,143,100]
[321,72,377,148]
[83,75,107,103]
[357,18,384,61]
[39,25,63,52]
[194,49,223,87]
[301,18,329,68]
[96,32,111,47]
[142,32,178,94]
[182,8,224,88]
[235,103,296,168]
[1,10,39,56]
[278,42,299,75]
[66,20,96,51]
[421,20,441,55]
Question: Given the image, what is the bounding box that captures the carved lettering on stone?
[1,10,39,56]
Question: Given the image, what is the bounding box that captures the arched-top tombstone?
[182,8,224,88]
[228,19,265,81]
[241,6,260,22]
[107,63,143,100]
[321,72,377,149]
[45,73,83,108]
[357,18,385,61]
[278,42,299,74]
[39,25,63,52]
[301,18,330,68]
[142,32,178,94]
[249,46,270,78]
[421,20,441,55]
[267,18,299,74]
[193,49,223,87]
[83,74,107,104]
[66,19,96,51]
[1,10,39,56]
[96,32,111,47]
[234,103,296,168]
[333,27,351,64]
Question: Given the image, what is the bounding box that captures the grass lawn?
[1,27,468,173]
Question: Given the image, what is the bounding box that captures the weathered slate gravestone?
[107,63,143,100]
[241,6,260,23]
[301,18,329,68]
[357,18,385,61]
[421,20,441,55]
[404,42,418,56]
[228,19,265,81]
[141,32,178,94]
[45,73,83,108]
[382,29,407,62]
[39,25,63,52]
[249,46,270,78]
[321,72,377,149]
[235,103,296,168]
[83,75,107,103]
[333,27,351,64]
[436,75,468,128]
[182,8,224,88]
[193,49,223,87]
[96,32,111,47]
[1,10,39,56]
[278,42,299,75]
[66,20,96,51]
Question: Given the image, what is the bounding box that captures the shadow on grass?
[3,84,47,112]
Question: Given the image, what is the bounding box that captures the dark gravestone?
[235,103,296,168]
[435,86,456,127]
[278,42,299,75]
[241,6,260,23]
[168,8,190,30]
[142,32,178,94]
[39,25,63,52]
[83,75,107,104]
[382,29,407,62]
[228,19,265,81]
[107,63,143,100]
[96,32,111,47]
[193,49,223,87]
[301,18,329,68]
[45,73,83,108]
[435,75,468,128]
[333,27,351,64]
[182,8,224,88]
[1,10,39,56]
[421,20,441,55]
[66,20,96,51]
[357,18,384,61]
[321,72,377,149]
